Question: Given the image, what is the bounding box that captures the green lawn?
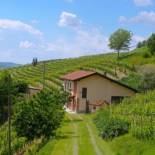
[37,113,113,155]
[29,113,155,155]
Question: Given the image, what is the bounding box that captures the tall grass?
[94,91,155,142]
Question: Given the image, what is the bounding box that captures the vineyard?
[0,47,155,154]
[7,50,141,90]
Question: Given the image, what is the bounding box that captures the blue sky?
[0,0,154,64]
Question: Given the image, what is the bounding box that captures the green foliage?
[94,109,130,140]
[0,71,14,124]
[94,91,155,142]
[93,107,111,133]
[109,29,132,58]
[32,58,38,66]
[147,34,155,55]
[14,80,28,93]
[13,89,69,140]
[0,123,27,155]
[137,40,147,48]
[120,73,141,90]
[142,52,151,58]
[139,72,155,91]
[101,117,130,140]
[0,71,28,124]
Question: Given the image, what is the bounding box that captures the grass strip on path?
[37,113,114,155]
[81,114,114,155]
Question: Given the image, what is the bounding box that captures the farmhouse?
[61,70,137,113]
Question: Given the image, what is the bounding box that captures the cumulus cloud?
[118,16,128,24]
[134,0,152,6]
[46,27,109,57]
[19,40,35,49]
[119,11,155,25]
[0,19,42,36]
[132,35,146,43]
[58,11,82,28]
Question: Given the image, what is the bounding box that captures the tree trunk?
[117,50,120,59]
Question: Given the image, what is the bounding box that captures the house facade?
[61,70,136,113]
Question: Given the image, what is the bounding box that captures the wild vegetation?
[0,37,155,154]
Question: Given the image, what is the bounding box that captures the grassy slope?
[1,47,155,154]
[4,46,154,91]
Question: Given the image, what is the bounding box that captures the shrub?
[131,124,154,141]
[147,33,155,55]
[139,72,155,91]
[13,89,69,140]
[142,52,151,58]
[101,117,130,140]
[94,108,130,140]
[93,107,110,133]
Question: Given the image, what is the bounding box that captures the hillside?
[0,47,155,154]
[4,47,154,90]
[0,62,20,69]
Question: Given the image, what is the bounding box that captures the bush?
[94,108,130,140]
[142,52,151,58]
[101,117,130,140]
[13,89,69,140]
[147,34,155,55]
[131,125,154,141]
[93,107,110,133]
[139,72,155,91]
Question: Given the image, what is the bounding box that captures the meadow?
[0,46,155,154]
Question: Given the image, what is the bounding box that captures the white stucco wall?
[76,74,135,112]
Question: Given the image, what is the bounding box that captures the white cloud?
[58,11,82,28]
[119,11,155,25]
[118,16,128,24]
[134,0,152,6]
[0,19,42,36]
[46,27,109,57]
[132,35,146,43]
[19,40,35,49]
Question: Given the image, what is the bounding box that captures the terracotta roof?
[60,70,95,81]
[60,70,137,92]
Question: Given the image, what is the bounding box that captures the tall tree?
[147,33,155,55]
[109,29,132,58]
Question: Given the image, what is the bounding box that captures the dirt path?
[38,113,113,155]
[78,115,102,155]
[69,115,78,155]
[86,123,102,155]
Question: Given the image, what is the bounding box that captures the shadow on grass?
[55,134,79,140]
[63,118,83,124]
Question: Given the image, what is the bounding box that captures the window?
[82,88,87,98]
[111,96,124,104]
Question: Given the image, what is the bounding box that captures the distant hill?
[0,46,151,91]
[0,62,20,69]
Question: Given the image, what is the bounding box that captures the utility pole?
[7,74,12,155]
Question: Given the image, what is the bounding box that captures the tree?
[137,40,147,48]
[109,29,132,58]
[13,89,69,140]
[147,34,155,55]
[0,72,29,124]
[32,57,38,66]
[0,71,14,124]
